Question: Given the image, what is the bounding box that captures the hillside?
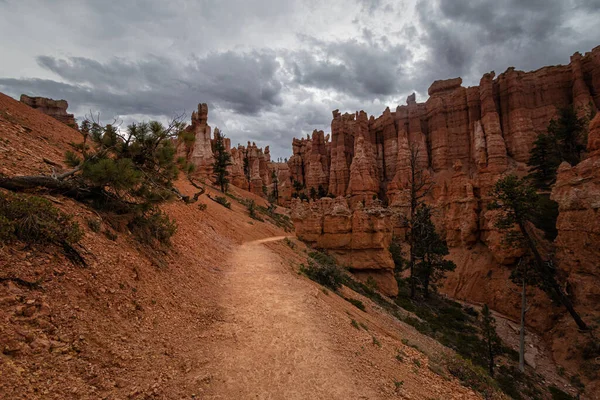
[0,92,491,399]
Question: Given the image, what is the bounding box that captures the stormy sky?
[1,0,599,159]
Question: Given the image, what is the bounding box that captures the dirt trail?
[201,236,374,399]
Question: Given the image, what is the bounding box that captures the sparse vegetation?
[372,336,381,347]
[0,192,83,255]
[214,196,231,209]
[300,251,346,291]
[86,217,101,233]
[351,319,360,329]
[344,297,366,311]
[212,130,233,193]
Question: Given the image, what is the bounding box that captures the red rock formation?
[289,46,600,304]
[20,94,77,128]
[176,103,214,177]
[291,197,398,296]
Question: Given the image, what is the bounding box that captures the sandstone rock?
[288,46,600,301]
[179,103,214,177]
[20,94,77,128]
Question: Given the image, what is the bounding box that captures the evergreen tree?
[309,187,317,200]
[317,185,327,198]
[406,143,434,298]
[527,133,560,190]
[270,169,279,203]
[212,130,232,193]
[528,106,588,190]
[412,204,456,298]
[481,304,502,377]
[243,151,251,184]
[488,174,587,330]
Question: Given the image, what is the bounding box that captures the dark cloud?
[1,50,283,118]
[414,0,600,87]
[1,0,599,159]
[290,36,412,99]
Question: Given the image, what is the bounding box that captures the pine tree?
[270,169,279,203]
[528,106,588,190]
[412,204,456,298]
[481,304,502,377]
[212,130,232,193]
[406,143,434,298]
[488,174,587,330]
[243,151,251,184]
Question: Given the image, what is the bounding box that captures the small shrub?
[393,379,404,391]
[413,358,422,368]
[446,356,498,396]
[86,218,101,233]
[197,203,207,211]
[0,192,82,246]
[284,237,295,249]
[103,229,118,241]
[129,209,176,245]
[463,306,479,317]
[345,297,366,311]
[549,386,576,400]
[372,336,381,347]
[359,322,369,331]
[246,200,263,221]
[215,196,231,209]
[301,253,346,291]
[351,319,360,329]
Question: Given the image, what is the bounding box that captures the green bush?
[446,355,498,396]
[215,196,231,209]
[345,297,366,311]
[549,386,576,400]
[87,218,101,233]
[0,192,82,246]
[301,251,346,290]
[129,209,176,245]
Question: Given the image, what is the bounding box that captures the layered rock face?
[20,94,77,128]
[291,197,398,296]
[290,47,600,305]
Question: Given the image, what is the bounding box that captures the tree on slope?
[270,169,279,203]
[488,174,588,330]
[0,115,205,246]
[412,204,456,298]
[406,143,434,298]
[481,304,502,377]
[528,106,588,190]
[212,130,232,193]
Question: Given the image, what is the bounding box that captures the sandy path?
[202,236,373,399]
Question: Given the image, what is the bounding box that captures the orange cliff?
[289,46,600,304]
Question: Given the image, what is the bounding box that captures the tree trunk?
[517,221,587,330]
[488,340,495,377]
[519,278,527,373]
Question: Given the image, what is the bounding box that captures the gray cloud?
[1,50,283,117]
[290,35,412,99]
[1,0,599,160]
[414,0,600,86]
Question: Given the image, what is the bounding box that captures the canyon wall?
[290,46,600,302]
[20,94,77,128]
